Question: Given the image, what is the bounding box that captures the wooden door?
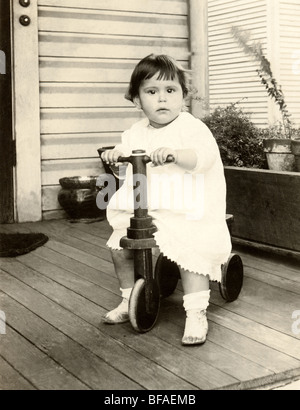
[0,0,14,223]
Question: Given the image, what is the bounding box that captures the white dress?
[105,112,232,282]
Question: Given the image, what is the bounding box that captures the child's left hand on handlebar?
[150,147,177,167]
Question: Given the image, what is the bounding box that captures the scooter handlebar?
[117,154,175,165]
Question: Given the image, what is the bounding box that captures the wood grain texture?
[225,167,300,252]
[1,219,300,390]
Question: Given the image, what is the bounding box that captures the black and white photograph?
[0,0,300,393]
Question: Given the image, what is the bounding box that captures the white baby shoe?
[103,287,132,324]
[182,309,208,346]
[103,298,130,324]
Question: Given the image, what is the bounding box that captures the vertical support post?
[12,0,42,222]
[189,0,210,118]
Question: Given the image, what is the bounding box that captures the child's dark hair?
[125,54,189,102]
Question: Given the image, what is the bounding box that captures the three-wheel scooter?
[99,149,244,333]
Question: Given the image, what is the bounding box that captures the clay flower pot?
[263,139,296,171]
[58,176,106,222]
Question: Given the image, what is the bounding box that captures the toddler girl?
[101,54,231,345]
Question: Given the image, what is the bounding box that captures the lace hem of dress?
[153,231,224,282]
[106,230,225,282]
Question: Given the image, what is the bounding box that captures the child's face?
[134,73,184,128]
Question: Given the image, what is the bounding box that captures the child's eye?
[167,88,176,93]
[147,90,156,95]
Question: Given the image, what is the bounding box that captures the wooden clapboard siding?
[37,0,190,219]
[279,0,300,124]
[38,7,188,38]
[207,0,300,128]
[40,83,132,109]
[208,0,269,126]
[41,159,104,186]
[40,58,139,83]
[41,133,121,159]
[37,0,188,15]
[38,32,188,59]
[40,108,143,134]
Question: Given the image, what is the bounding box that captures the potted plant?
[231,27,296,171]
[201,101,300,253]
[202,102,266,169]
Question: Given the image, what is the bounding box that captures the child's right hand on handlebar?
[101,149,125,166]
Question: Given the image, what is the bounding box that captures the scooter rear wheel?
[154,254,180,298]
[129,278,160,333]
[219,253,244,302]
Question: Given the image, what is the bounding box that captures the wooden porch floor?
[0,218,300,390]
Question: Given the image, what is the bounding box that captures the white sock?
[182,290,210,345]
[183,290,210,312]
[120,287,133,301]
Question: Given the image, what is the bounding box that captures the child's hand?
[150,148,177,166]
[101,150,124,166]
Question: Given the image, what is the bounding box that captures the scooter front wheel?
[129,278,160,333]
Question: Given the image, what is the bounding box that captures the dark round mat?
[0,233,49,257]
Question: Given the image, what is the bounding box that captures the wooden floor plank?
[64,219,113,240]
[0,356,36,390]
[0,292,140,390]
[0,221,113,272]
[208,304,300,361]
[162,293,300,374]
[0,324,89,390]
[210,287,300,340]
[244,266,300,295]
[0,257,115,326]
[33,244,117,288]
[239,276,300,318]
[1,254,278,385]
[173,275,299,341]
[8,255,292,386]
[15,251,120,304]
[25,220,113,262]
[108,313,273,382]
[45,239,114,274]
[0,255,256,387]
[236,247,300,278]
[0,258,238,389]
[151,316,273,381]
[0,269,197,390]
[1,219,300,390]
[100,324,239,389]
[58,220,109,249]
[0,224,29,234]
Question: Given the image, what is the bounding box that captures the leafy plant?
[231,26,292,138]
[259,123,300,141]
[202,103,266,168]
